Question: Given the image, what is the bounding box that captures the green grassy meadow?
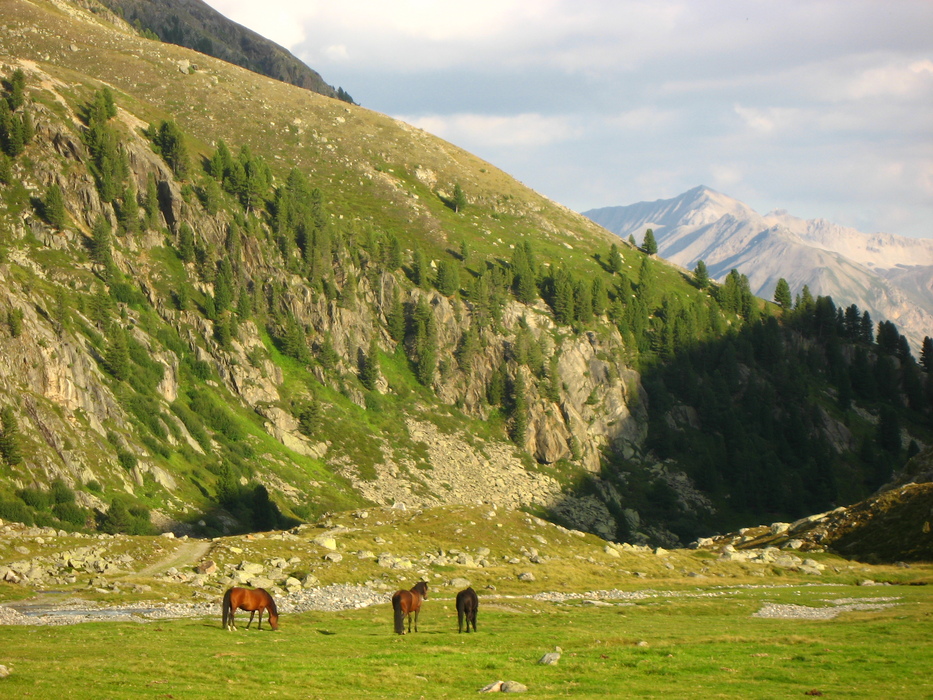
[1,582,930,699]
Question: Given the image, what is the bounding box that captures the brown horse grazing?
[392,581,428,635]
[222,586,279,631]
[455,586,478,633]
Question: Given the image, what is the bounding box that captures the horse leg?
[413,608,419,633]
[257,607,264,630]
[246,610,256,630]
[458,607,464,633]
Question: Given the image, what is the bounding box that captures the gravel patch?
[753,598,900,620]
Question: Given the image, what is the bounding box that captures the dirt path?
[135,540,212,577]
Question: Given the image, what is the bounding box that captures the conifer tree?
[8,69,26,110]
[385,235,403,271]
[43,183,67,229]
[386,292,406,342]
[176,223,195,263]
[0,406,23,466]
[591,276,608,316]
[118,180,139,234]
[6,308,23,338]
[921,336,933,373]
[452,183,467,213]
[90,216,115,279]
[508,370,529,445]
[455,324,480,371]
[411,249,429,288]
[359,337,380,391]
[693,259,709,289]
[153,120,189,178]
[551,266,575,325]
[487,362,507,406]
[608,243,623,274]
[143,174,160,229]
[773,278,792,309]
[511,241,538,304]
[435,259,460,296]
[104,325,130,381]
[410,297,437,386]
[643,228,658,255]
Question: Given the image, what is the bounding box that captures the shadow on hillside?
[538,307,931,547]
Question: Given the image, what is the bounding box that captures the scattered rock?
[313,536,338,551]
[518,572,535,582]
[538,647,561,665]
[501,681,527,693]
[196,560,217,575]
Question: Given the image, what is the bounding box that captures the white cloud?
[200,0,933,237]
[398,112,581,149]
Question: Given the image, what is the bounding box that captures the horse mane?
[265,591,278,616]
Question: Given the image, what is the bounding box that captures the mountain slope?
[584,186,933,348]
[0,0,929,550]
[94,0,345,100]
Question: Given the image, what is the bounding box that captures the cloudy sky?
[202,0,933,239]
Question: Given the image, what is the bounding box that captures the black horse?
[455,586,478,633]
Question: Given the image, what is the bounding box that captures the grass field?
[1,581,930,699]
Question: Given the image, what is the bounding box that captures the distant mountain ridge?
[584,186,933,348]
[96,0,349,101]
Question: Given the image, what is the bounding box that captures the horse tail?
[222,588,232,629]
[392,593,405,634]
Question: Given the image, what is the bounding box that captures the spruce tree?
[118,180,139,234]
[8,69,26,110]
[608,243,623,274]
[773,277,792,309]
[412,249,429,287]
[0,406,23,465]
[387,292,406,342]
[921,336,933,373]
[435,259,460,296]
[693,260,709,289]
[359,337,380,391]
[104,326,130,381]
[43,183,67,229]
[643,228,658,255]
[452,183,467,213]
[411,298,437,386]
[7,307,24,338]
[90,216,115,279]
[511,241,538,304]
[508,371,529,446]
[143,174,160,229]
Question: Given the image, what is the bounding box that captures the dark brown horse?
[455,586,478,633]
[222,586,279,631]
[392,581,428,635]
